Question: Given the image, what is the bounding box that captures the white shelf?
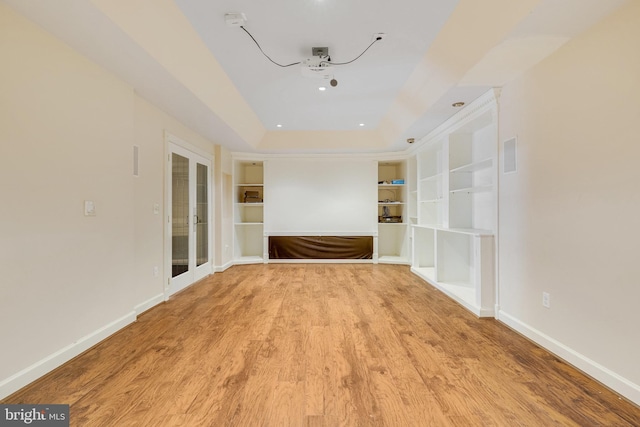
[439,280,473,291]
[450,158,492,173]
[434,281,477,313]
[412,224,493,236]
[419,198,442,204]
[444,227,493,236]
[450,185,492,194]
[378,160,410,264]
[412,266,436,282]
[420,174,441,182]
[234,160,265,260]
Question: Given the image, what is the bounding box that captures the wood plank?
[2,264,639,426]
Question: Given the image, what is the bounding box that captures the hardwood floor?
[4,264,639,426]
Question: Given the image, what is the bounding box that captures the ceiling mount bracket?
[312,47,329,57]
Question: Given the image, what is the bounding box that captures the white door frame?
[165,132,214,299]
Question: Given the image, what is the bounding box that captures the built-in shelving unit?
[226,93,498,289]
[377,160,410,264]
[417,142,445,227]
[233,160,265,263]
[411,91,498,317]
[407,155,418,225]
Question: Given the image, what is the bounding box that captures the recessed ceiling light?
[276,124,282,128]
[319,87,326,91]
[359,123,365,127]
[452,102,465,108]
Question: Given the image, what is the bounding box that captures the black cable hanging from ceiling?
[239,26,382,68]
[321,38,381,66]
[240,26,301,67]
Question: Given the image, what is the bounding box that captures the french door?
[167,143,212,297]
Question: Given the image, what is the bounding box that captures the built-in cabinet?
[233,160,265,263]
[377,160,410,264]
[411,92,498,317]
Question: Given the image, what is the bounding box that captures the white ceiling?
[174,0,461,132]
[2,0,629,154]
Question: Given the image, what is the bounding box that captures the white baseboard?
[134,293,164,316]
[0,311,136,400]
[498,310,640,406]
[267,259,374,264]
[215,261,234,272]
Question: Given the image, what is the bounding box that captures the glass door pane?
[196,162,208,267]
[172,153,189,278]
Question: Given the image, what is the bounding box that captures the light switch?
[153,203,160,215]
[84,200,96,216]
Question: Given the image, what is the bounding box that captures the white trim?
[164,131,213,161]
[407,88,500,155]
[377,257,411,265]
[498,310,640,406]
[233,257,265,265]
[268,259,374,264]
[412,267,494,318]
[266,231,378,237]
[134,294,164,316]
[165,134,214,299]
[215,261,234,272]
[231,151,408,162]
[167,277,196,298]
[502,136,518,175]
[0,312,136,400]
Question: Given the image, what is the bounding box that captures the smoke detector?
[225,13,247,27]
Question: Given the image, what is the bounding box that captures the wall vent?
[133,145,140,177]
[503,137,517,174]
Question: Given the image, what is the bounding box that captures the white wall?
[497,1,640,403]
[264,158,377,234]
[0,4,218,398]
[0,3,136,393]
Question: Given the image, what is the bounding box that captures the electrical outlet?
[542,292,551,308]
[84,200,96,216]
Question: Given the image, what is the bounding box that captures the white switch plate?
[84,200,96,216]
[153,203,160,215]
